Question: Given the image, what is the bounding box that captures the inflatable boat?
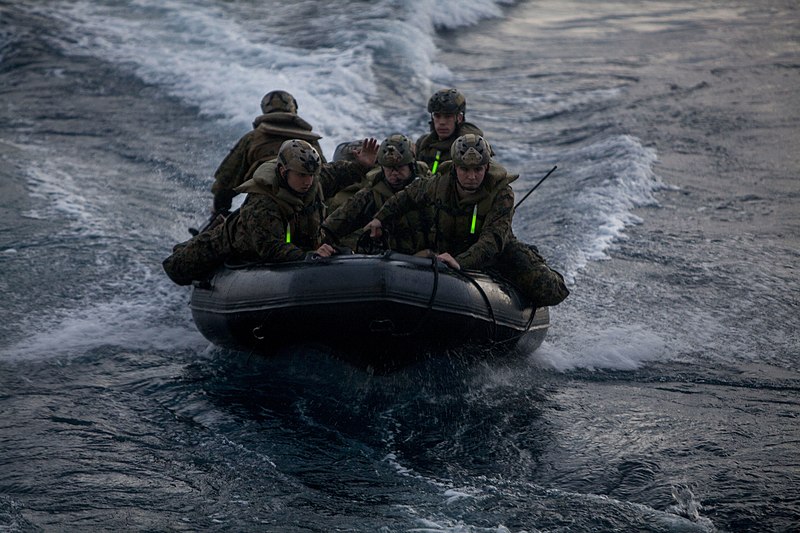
[190,251,549,369]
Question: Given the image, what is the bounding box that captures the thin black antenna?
[514,165,557,210]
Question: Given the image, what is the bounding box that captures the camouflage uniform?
[163,158,368,285]
[492,236,570,308]
[373,159,569,307]
[324,173,372,215]
[321,161,431,253]
[415,121,484,173]
[374,160,513,268]
[416,88,485,174]
[210,93,326,214]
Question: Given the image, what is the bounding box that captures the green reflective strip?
[431,150,441,174]
[470,204,478,234]
[285,223,291,243]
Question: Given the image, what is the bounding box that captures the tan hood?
[235,159,322,210]
[252,112,322,142]
[234,159,280,195]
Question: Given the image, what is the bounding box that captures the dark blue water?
[1,1,798,531]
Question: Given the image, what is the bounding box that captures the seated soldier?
[210,90,327,217]
[415,88,484,175]
[163,138,377,286]
[325,139,384,213]
[364,134,569,308]
[321,133,431,254]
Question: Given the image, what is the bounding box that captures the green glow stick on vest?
[470,204,478,234]
[431,151,441,174]
[285,222,291,243]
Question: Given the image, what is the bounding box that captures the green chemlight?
[470,204,478,234]
[431,150,441,174]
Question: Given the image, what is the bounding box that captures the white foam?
[510,135,666,282]
[21,157,97,227]
[419,0,516,30]
[442,488,477,504]
[17,141,194,247]
[0,289,206,362]
[531,324,669,371]
[28,1,391,156]
[24,0,516,158]
[3,148,208,362]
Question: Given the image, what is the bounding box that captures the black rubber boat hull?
[190,252,549,366]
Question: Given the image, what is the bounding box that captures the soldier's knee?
[517,265,569,307]
[162,234,225,286]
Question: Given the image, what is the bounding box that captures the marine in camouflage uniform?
[210,90,327,215]
[163,139,376,285]
[367,134,569,308]
[415,88,485,175]
[321,140,382,214]
[324,170,372,215]
[321,134,431,254]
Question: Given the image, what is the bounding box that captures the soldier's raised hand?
[354,137,379,168]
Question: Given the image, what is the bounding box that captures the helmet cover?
[277,139,321,175]
[451,134,491,168]
[261,90,298,114]
[377,134,415,167]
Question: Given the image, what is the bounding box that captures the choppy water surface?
[1,1,798,531]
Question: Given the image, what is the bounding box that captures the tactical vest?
[416,122,484,173]
[271,187,326,250]
[428,161,512,256]
[236,160,326,249]
[369,174,428,254]
[244,113,325,181]
[325,174,371,213]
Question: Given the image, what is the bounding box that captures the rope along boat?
[190,251,549,368]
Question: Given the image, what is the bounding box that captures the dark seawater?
[1,1,798,531]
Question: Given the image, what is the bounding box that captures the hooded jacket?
[211,112,326,212]
[415,121,484,173]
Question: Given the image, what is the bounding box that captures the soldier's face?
[382,165,412,189]
[432,112,463,139]
[455,165,487,193]
[285,169,315,194]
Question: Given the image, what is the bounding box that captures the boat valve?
[369,319,395,333]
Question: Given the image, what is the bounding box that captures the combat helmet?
[377,134,415,168]
[261,90,298,114]
[277,139,321,175]
[427,88,466,116]
[451,134,491,168]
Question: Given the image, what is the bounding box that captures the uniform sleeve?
[211,134,253,212]
[238,198,306,263]
[373,178,431,223]
[456,186,514,270]
[321,188,375,243]
[318,160,369,199]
